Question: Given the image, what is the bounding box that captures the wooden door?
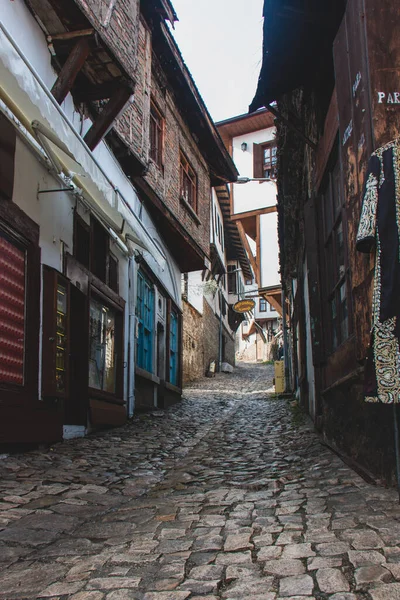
[68,284,89,425]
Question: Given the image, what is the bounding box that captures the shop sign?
[232,299,255,313]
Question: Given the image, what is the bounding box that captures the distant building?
[216,110,281,362]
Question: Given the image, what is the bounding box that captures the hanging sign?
[232,299,255,313]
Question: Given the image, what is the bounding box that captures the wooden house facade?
[251,0,400,482]
[0,0,236,444]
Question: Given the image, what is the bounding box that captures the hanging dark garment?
[356,138,400,403]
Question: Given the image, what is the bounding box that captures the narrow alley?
[0,364,399,600]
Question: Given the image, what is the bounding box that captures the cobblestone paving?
[1,363,400,599]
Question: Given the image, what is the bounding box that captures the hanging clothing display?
[356,137,400,403]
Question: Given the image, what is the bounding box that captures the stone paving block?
[192,535,223,551]
[316,568,350,593]
[222,577,274,598]
[307,556,342,570]
[188,564,224,580]
[70,593,105,600]
[348,550,386,567]
[253,533,274,546]
[87,578,141,590]
[329,595,358,600]
[276,531,303,545]
[148,579,180,591]
[354,565,391,587]
[315,541,350,555]
[264,559,306,576]
[179,579,219,594]
[258,545,283,561]
[225,565,257,580]
[369,583,400,599]
[224,534,252,552]
[386,563,400,579]
[38,581,85,597]
[281,543,315,559]
[142,593,190,600]
[0,526,59,546]
[0,563,67,599]
[340,529,384,549]
[225,595,275,600]
[279,574,314,596]
[215,551,253,565]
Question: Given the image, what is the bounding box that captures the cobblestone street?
[1,363,400,599]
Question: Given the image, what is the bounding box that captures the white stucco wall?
[260,212,280,289]
[1,2,181,306]
[232,128,277,213]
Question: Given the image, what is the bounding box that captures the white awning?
[0,21,165,269]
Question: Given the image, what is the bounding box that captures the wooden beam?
[230,205,277,221]
[51,37,91,105]
[84,85,133,151]
[236,221,259,285]
[48,29,94,42]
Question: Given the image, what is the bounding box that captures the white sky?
[169,0,264,123]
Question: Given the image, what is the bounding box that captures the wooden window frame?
[259,298,267,312]
[318,149,352,354]
[253,141,277,179]
[42,266,71,399]
[136,270,155,374]
[149,100,164,169]
[73,212,119,294]
[88,285,124,403]
[180,150,198,213]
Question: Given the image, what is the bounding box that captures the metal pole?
[218,288,223,372]
[393,403,400,504]
[281,287,290,392]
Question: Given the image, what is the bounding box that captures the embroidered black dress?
[356,138,400,403]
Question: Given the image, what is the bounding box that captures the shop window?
[0,230,26,386]
[319,154,350,352]
[254,141,277,179]
[42,267,70,397]
[259,298,267,312]
[150,100,164,168]
[136,271,154,372]
[169,310,179,386]
[73,213,118,293]
[180,151,197,211]
[89,297,117,393]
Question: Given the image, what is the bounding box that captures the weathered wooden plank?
[51,37,91,105]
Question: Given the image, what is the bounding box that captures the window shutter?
[0,113,16,201]
[253,143,263,178]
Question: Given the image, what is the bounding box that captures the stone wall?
[203,301,235,372]
[182,301,204,384]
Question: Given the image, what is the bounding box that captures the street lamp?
[236,176,273,184]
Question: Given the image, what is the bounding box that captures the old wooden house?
[251,0,400,482]
[0,0,236,444]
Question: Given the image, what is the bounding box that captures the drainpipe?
[218,287,223,372]
[127,256,136,417]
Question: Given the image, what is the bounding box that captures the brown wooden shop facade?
[251,0,400,481]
